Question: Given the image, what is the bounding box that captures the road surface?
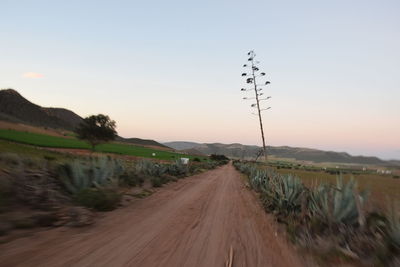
[0,163,304,267]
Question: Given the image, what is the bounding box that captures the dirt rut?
[0,163,304,267]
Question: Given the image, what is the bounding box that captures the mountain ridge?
[164,141,400,166]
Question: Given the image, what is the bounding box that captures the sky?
[1,0,399,159]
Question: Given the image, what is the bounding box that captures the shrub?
[0,175,13,212]
[0,153,21,166]
[13,218,36,229]
[210,154,229,161]
[150,177,163,187]
[43,155,56,161]
[166,160,188,177]
[119,171,144,187]
[74,187,121,211]
[135,160,166,177]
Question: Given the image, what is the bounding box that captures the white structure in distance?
[180,158,190,165]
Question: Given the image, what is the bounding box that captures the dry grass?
[275,168,400,210]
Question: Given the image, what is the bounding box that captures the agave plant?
[60,156,125,194]
[261,173,305,217]
[249,169,268,191]
[234,162,254,176]
[135,160,167,177]
[308,175,368,226]
[59,160,90,194]
[90,157,125,187]
[388,202,400,249]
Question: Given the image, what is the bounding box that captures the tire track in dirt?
[0,163,304,267]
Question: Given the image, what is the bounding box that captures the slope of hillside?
[44,107,83,128]
[0,89,82,130]
[117,137,170,150]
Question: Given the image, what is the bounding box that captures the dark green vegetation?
[75,114,117,150]
[234,161,400,266]
[74,188,121,212]
[210,154,229,161]
[0,129,207,161]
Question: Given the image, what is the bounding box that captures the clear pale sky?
[1,0,399,159]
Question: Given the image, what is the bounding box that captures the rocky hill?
[0,89,82,130]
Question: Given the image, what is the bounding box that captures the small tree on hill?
[76,114,117,151]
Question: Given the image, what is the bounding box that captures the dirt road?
[0,163,304,267]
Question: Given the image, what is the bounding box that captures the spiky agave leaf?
[309,175,368,226]
[91,156,111,187]
[59,160,90,194]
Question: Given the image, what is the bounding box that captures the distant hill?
[0,89,82,130]
[116,137,170,150]
[164,141,400,166]
[164,142,261,158]
[164,141,202,150]
[181,148,206,156]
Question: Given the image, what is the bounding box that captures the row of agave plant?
[0,152,221,216]
[54,156,222,211]
[234,161,400,266]
[59,156,220,193]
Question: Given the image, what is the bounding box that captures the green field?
[0,129,206,161]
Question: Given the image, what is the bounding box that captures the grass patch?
[0,140,67,161]
[275,168,400,209]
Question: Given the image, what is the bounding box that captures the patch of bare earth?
[0,163,305,267]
